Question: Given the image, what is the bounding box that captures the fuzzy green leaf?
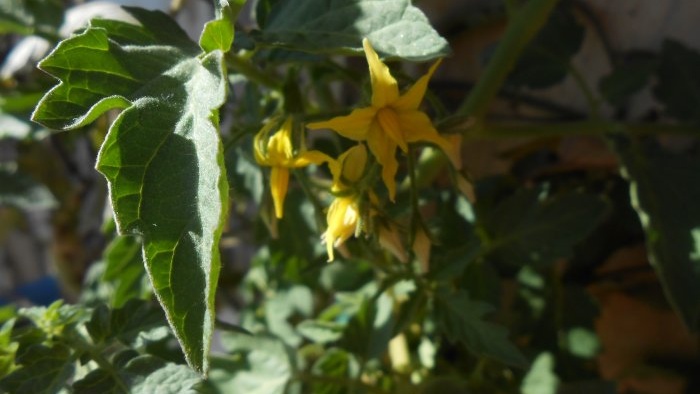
[614,137,700,330]
[434,288,527,367]
[31,7,228,374]
[254,0,449,61]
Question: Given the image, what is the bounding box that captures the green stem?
[293,168,327,231]
[455,0,560,119]
[226,52,282,90]
[566,61,601,119]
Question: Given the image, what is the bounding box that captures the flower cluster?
[254,38,461,262]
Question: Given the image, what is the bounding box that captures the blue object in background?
[15,275,61,306]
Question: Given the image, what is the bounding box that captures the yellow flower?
[254,117,330,219]
[308,38,461,200]
[322,195,360,262]
[322,144,368,261]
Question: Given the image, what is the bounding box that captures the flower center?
[376,107,407,152]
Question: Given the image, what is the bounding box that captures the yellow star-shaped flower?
[308,38,461,200]
[254,117,331,219]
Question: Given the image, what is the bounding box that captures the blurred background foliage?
[1,0,700,393]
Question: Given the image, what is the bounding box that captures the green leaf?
[653,39,700,122]
[199,0,243,53]
[297,320,344,344]
[599,51,658,107]
[0,166,57,210]
[0,319,17,378]
[480,189,609,269]
[265,286,313,347]
[215,334,292,394]
[340,292,394,360]
[0,343,74,394]
[521,352,558,394]
[310,348,359,394]
[434,288,527,367]
[0,0,62,38]
[31,7,229,374]
[72,355,201,394]
[507,4,585,89]
[253,0,449,61]
[613,137,700,329]
[86,300,169,346]
[102,235,149,308]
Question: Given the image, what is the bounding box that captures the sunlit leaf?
[521,352,558,394]
[31,7,229,374]
[253,0,449,61]
[216,334,292,394]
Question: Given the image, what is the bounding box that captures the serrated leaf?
[0,343,74,394]
[434,288,527,367]
[507,5,584,89]
[31,7,229,374]
[613,137,700,329]
[253,0,449,61]
[0,166,57,210]
[653,39,700,122]
[72,355,201,394]
[481,190,609,268]
[0,0,62,38]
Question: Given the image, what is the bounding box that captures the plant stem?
[455,0,560,120]
[226,52,282,90]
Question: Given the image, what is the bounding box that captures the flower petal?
[363,38,399,108]
[307,107,375,141]
[393,59,442,111]
[337,144,368,184]
[367,122,399,200]
[270,166,289,219]
[292,150,332,167]
[267,118,295,163]
[399,111,462,169]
